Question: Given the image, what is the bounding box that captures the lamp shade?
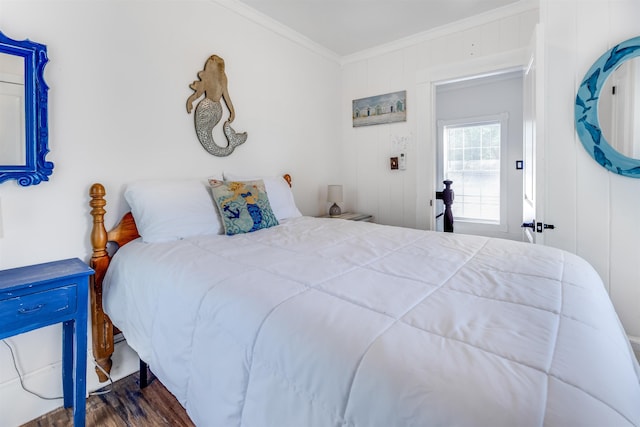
[327,185,343,203]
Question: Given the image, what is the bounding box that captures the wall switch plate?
[390,157,399,170]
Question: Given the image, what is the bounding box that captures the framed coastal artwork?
[352,90,406,127]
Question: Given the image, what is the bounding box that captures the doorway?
[435,71,524,240]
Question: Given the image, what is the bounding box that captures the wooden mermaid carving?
[186,55,247,156]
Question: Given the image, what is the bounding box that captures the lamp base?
[329,203,342,217]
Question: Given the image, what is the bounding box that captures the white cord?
[2,338,114,400]
[89,361,114,396]
[2,339,62,400]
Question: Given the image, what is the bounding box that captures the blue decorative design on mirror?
[0,31,52,186]
[576,36,640,178]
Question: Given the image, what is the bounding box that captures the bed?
[88,174,640,426]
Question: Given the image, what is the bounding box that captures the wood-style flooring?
[21,371,194,427]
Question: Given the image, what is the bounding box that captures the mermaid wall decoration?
[186,55,247,157]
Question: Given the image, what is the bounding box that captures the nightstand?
[320,212,373,222]
[0,258,93,426]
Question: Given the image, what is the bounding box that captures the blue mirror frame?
[576,36,640,178]
[0,31,52,186]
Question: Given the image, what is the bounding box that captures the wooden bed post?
[89,183,114,382]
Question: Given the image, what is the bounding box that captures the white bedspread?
[103,217,640,426]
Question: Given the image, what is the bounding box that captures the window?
[439,114,508,227]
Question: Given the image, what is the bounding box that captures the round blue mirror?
[576,36,640,177]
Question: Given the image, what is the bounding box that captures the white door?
[522,24,546,244]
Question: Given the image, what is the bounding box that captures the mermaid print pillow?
[209,179,279,235]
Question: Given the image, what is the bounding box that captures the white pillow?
[124,179,221,243]
[223,173,302,220]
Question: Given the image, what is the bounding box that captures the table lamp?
[327,185,343,217]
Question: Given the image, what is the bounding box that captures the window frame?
[437,112,509,233]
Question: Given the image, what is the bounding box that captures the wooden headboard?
[88,174,292,381]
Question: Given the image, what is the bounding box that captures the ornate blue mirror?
[0,31,51,186]
[576,36,640,177]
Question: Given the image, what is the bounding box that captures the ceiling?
[235,0,523,56]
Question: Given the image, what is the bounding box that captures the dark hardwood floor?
[21,371,194,427]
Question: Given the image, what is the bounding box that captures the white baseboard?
[0,339,139,427]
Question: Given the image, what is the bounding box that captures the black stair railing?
[435,180,454,233]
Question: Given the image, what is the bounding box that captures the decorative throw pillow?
[223,173,302,220]
[209,179,279,235]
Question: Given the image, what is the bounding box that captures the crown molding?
[341,0,538,65]
[210,0,341,63]
[210,0,538,65]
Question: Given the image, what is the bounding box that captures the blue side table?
[0,258,93,426]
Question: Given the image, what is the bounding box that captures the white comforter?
[104,217,640,426]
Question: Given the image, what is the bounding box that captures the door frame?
[522,24,546,244]
[415,48,528,230]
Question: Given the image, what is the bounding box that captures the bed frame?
[88,175,292,382]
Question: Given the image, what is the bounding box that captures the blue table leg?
[73,280,88,426]
[62,319,73,408]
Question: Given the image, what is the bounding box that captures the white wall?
[540,0,640,349]
[340,2,538,229]
[0,1,340,425]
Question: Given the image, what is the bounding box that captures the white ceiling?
[235,0,522,56]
